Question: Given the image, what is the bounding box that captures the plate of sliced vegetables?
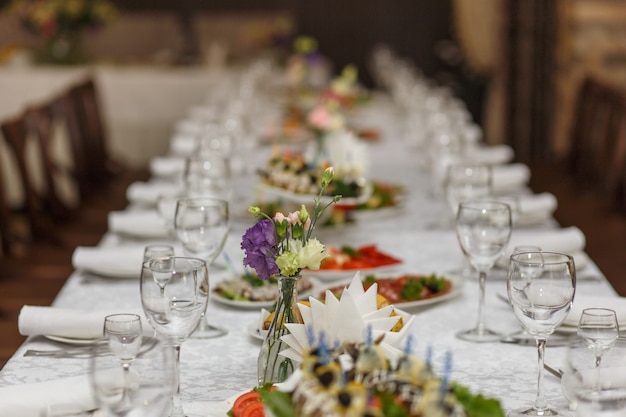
[308,244,403,281]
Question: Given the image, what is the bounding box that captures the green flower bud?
[248,206,261,216]
[298,205,309,223]
[321,167,334,188]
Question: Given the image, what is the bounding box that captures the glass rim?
[580,307,618,317]
[142,255,207,270]
[457,199,511,210]
[104,313,141,322]
[176,196,229,206]
[509,250,574,265]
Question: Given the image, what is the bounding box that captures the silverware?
[544,363,564,380]
[500,333,575,348]
[24,337,157,358]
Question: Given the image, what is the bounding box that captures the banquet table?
[0,81,620,417]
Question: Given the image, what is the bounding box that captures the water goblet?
[90,336,176,417]
[508,251,576,417]
[174,196,229,339]
[140,256,209,417]
[183,155,231,200]
[103,314,143,369]
[156,193,184,240]
[455,200,512,342]
[564,337,626,416]
[444,163,492,217]
[577,308,619,367]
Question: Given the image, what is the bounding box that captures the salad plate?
[44,335,99,346]
[212,276,320,309]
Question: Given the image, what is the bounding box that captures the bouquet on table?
[241,167,341,384]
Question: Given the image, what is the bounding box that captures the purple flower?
[241,219,279,279]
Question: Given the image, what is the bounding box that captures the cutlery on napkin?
[108,210,169,239]
[0,374,96,417]
[18,305,151,340]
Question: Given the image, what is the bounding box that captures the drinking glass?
[140,256,209,417]
[156,193,184,240]
[455,200,512,342]
[90,337,176,417]
[103,314,143,371]
[174,197,229,339]
[444,163,492,216]
[577,308,619,367]
[183,155,231,200]
[564,337,626,417]
[508,251,576,417]
[143,245,175,295]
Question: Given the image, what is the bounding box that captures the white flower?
[297,238,327,270]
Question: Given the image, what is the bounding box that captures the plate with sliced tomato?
[309,244,403,281]
[317,272,463,309]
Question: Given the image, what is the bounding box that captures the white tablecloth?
[0,92,617,416]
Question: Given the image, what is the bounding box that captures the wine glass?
[103,314,143,371]
[90,336,176,417]
[507,246,542,340]
[174,196,229,339]
[183,155,231,200]
[156,193,184,240]
[577,308,619,367]
[455,200,512,342]
[143,245,175,295]
[444,163,492,217]
[140,256,209,417]
[507,251,576,417]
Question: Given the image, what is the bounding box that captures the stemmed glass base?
[507,407,571,417]
[192,320,228,339]
[456,327,503,343]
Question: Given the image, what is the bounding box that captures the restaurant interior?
[2,0,626,416]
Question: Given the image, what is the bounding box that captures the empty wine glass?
[103,314,143,370]
[565,337,626,417]
[508,251,576,417]
[183,155,231,200]
[174,196,229,339]
[90,336,176,417]
[140,256,209,417]
[578,308,619,367]
[507,246,542,340]
[143,245,175,295]
[156,193,184,240]
[445,163,492,216]
[455,200,512,342]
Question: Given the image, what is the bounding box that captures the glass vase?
[257,275,303,385]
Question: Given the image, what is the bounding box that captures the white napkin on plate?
[72,245,146,279]
[18,305,149,339]
[497,192,558,225]
[0,374,96,417]
[108,210,169,239]
[170,133,197,156]
[491,163,531,193]
[562,295,626,328]
[464,144,515,165]
[150,156,186,179]
[497,226,587,268]
[126,181,182,206]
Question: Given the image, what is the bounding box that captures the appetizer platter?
[212,273,316,309]
[309,244,402,280]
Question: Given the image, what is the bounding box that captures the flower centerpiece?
[4,0,118,64]
[241,167,341,385]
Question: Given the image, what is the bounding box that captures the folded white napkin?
[497,226,587,268]
[497,192,558,225]
[108,210,169,239]
[563,295,626,327]
[18,305,149,339]
[491,163,531,193]
[464,144,515,166]
[150,156,186,179]
[170,133,198,156]
[0,374,96,417]
[126,181,182,206]
[72,245,146,279]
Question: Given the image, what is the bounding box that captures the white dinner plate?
[44,335,99,346]
[308,263,403,282]
[80,266,139,280]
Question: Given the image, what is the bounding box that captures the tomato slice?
[232,391,262,417]
[241,401,266,417]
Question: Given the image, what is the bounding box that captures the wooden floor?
[1,161,625,370]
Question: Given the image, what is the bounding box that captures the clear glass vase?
[257,275,303,385]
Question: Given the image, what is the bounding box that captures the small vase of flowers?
[241,167,340,385]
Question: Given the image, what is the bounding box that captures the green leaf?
[259,389,295,417]
[453,384,506,417]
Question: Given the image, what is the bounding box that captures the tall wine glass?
[444,163,492,217]
[174,196,229,339]
[508,251,576,417]
[455,200,512,342]
[143,245,175,295]
[183,155,231,200]
[140,256,209,417]
[577,308,619,368]
[90,336,176,417]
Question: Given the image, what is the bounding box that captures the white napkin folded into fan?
[72,245,147,279]
[497,226,587,268]
[563,295,626,328]
[0,374,96,417]
[108,210,169,239]
[18,305,150,340]
[126,181,182,206]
